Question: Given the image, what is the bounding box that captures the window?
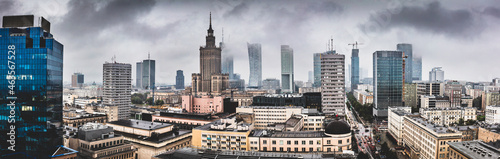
[309,141,313,145]
[287,141,291,145]
[317,147,321,151]
[294,141,299,145]
[279,140,283,145]
[327,148,331,152]
[280,147,283,152]
[309,148,313,152]
[294,148,298,152]
[263,147,267,151]
[272,140,276,145]
[317,140,321,145]
[272,147,276,151]
[302,148,306,152]
[302,141,306,145]
[287,147,291,152]
[338,140,342,144]
[327,140,331,144]
[263,140,267,144]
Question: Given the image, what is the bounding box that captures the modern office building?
[412,56,422,81]
[313,53,322,87]
[72,72,84,88]
[248,43,262,88]
[0,15,64,158]
[321,51,346,115]
[351,48,359,89]
[429,67,445,82]
[222,54,234,79]
[397,43,413,83]
[191,13,228,95]
[373,51,404,117]
[281,45,294,93]
[136,62,142,88]
[176,70,184,89]
[141,58,156,89]
[103,62,132,121]
[262,78,280,90]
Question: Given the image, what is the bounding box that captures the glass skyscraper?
[313,53,322,87]
[397,43,413,83]
[281,45,294,93]
[247,43,262,88]
[373,51,403,117]
[141,59,155,89]
[0,15,63,158]
[222,54,234,79]
[412,56,422,81]
[351,49,359,90]
[176,70,184,89]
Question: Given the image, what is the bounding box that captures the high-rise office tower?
[72,72,84,88]
[397,43,413,83]
[281,45,294,93]
[321,50,346,115]
[351,48,359,90]
[192,13,228,95]
[313,53,322,87]
[136,62,142,88]
[429,67,444,82]
[248,43,262,88]
[0,15,63,158]
[141,58,155,89]
[176,70,185,89]
[373,51,404,117]
[103,62,131,121]
[413,56,422,81]
[308,71,313,83]
[222,54,234,79]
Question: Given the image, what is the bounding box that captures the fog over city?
[1,0,499,85]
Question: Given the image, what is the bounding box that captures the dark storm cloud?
[360,1,482,38]
[484,6,500,19]
[222,1,248,18]
[0,0,15,15]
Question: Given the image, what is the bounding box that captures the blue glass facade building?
[351,49,359,90]
[373,51,403,117]
[413,56,422,81]
[176,70,184,89]
[0,15,63,158]
[397,43,413,83]
[247,43,262,88]
[313,53,321,87]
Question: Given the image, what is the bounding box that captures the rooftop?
[408,116,460,134]
[448,141,500,159]
[238,106,303,109]
[195,117,252,132]
[108,119,172,130]
[251,129,327,138]
[421,107,477,111]
[153,147,341,159]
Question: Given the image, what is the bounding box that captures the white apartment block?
[103,62,132,121]
[236,106,302,129]
[300,112,326,131]
[388,107,412,146]
[321,52,346,115]
[486,105,500,124]
[420,95,450,108]
[420,107,477,126]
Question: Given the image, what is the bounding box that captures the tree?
[466,119,476,125]
[473,96,482,109]
[131,96,143,104]
[458,118,465,126]
[155,99,164,106]
[146,97,154,105]
[478,115,485,121]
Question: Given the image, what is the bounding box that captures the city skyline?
[1,0,500,85]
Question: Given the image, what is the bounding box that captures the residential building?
[477,125,500,143]
[0,15,63,158]
[402,116,462,159]
[448,140,500,159]
[192,117,254,151]
[281,45,294,93]
[461,95,473,107]
[351,48,359,89]
[181,95,224,114]
[313,53,322,87]
[66,123,137,159]
[248,43,262,88]
[397,43,413,83]
[486,105,500,124]
[352,89,373,105]
[192,13,229,95]
[445,80,463,107]
[420,95,450,108]
[429,67,445,82]
[262,78,280,90]
[103,62,132,121]
[106,119,192,159]
[236,106,302,129]
[416,82,445,97]
[176,70,184,89]
[420,107,477,126]
[482,92,500,111]
[300,109,326,131]
[72,72,85,88]
[321,51,346,115]
[388,107,412,145]
[63,110,107,127]
[373,51,404,117]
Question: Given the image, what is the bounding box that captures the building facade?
[373,51,403,117]
[445,81,463,107]
[321,51,346,115]
[419,107,477,126]
[72,72,84,88]
[192,117,253,151]
[412,56,422,81]
[313,53,322,88]
[222,54,234,80]
[176,70,184,89]
[0,15,64,158]
[262,78,280,90]
[236,106,302,129]
[136,62,142,88]
[388,107,412,146]
[181,95,224,114]
[448,140,500,159]
[141,59,155,89]
[397,43,413,83]
[248,43,262,88]
[429,67,445,82]
[103,62,132,121]
[486,105,500,124]
[281,45,294,93]
[351,49,359,90]
[483,92,500,111]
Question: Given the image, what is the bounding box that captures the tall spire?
[209,12,212,30]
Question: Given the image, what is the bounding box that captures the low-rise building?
[181,95,224,114]
[301,109,326,131]
[486,105,500,124]
[420,95,450,108]
[63,110,107,127]
[388,107,412,145]
[236,106,302,129]
[477,124,500,143]
[353,89,373,105]
[106,119,192,159]
[402,116,462,159]
[448,140,500,159]
[151,112,231,129]
[482,92,500,111]
[420,107,477,126]
[192,117,254,151]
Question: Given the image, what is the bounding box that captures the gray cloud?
[360,1,483,38]
[484,6,500,19]
[0,0,15,17]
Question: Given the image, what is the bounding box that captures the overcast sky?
[2,0,500,85]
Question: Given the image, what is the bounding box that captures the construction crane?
[348,41,363,49]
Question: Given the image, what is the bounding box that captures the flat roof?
[251,130,327,138]
[194,118,252,132]
[108,119,172,130]
[117,129,191,143]
[238,106,303,109]
[407,116,460,134]
[153,147,338,159]
[448,141,500,159]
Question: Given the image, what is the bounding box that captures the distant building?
[412,56,422,81]
[352,89,373,105]
[397,43,413,83]
[181,95,224,114]
[136,62,142,88]
[262,78,280,90]
[281,45,294,93]
[72,72,84,88]
[222,54,234,79]
[66,123,137,159]
[420,107,476,126]
[103,62,132,121]
[351,48,359,89]
[237,106,302,129]
[429,67,445,82]
[493,78,500,86]
[251,93,322,112]
[373,51,403,117]
[482,92,500,111]
[445,80,463,107]
[63,110,106,127]
[404,83,418,108]
[176,70,184,89]
[486,105,500,124]
[248,43,262,88]
[313,53,322,87]
[321,51,346,115]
